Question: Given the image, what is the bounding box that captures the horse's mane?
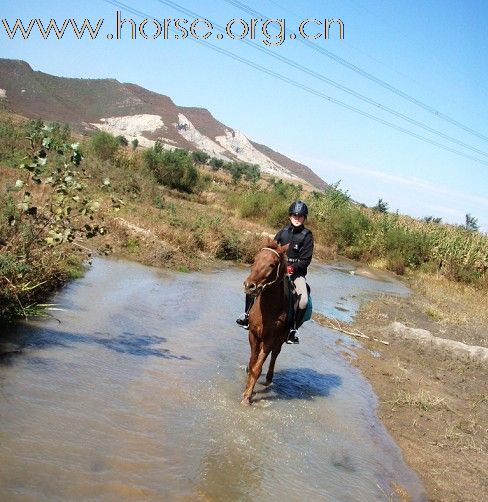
[264,238,279,250]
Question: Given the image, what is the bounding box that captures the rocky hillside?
[0,58,327,189]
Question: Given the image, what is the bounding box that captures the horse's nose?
[244,281,256,292]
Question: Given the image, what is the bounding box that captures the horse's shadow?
[253,367,342,401]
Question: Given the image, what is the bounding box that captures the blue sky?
[1,0,487,230]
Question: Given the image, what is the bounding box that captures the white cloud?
[298,156,488,231]
[304,157,488,209]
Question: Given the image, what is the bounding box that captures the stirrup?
[236,313,249,329]
[286,329,300,344]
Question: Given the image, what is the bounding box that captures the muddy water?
[0,258,424,501]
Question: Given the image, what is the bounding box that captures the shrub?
[192,150,210,164]
[90,131,119,161]
[143,147,203,193]
[0,120,109,320]
[209,157,224,170]
[115,135,129,147]
[223,161,260,183]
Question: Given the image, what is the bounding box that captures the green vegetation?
[1,112,487,322]
[143,142,208,193]
[465,213,479,232]
[192,150,210,164]
[0,118,107,320]
[228,179,487,286]
[207,156,260,184]
[90,130,120,161]
[307,184,487,284]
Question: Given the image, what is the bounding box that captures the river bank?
[343,274,488,501]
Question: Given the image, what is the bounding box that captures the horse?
[241,239,291,405]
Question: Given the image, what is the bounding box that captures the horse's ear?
[278,243,289,255]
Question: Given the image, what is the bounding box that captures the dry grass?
[390,389,446,411]
[407,273,488,347]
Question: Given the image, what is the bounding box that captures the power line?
[101,0,488,167]
[155,0,488,158]
[225,0,488,143]
[268,0,439,97]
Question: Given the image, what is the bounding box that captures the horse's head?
[244,239,289,296]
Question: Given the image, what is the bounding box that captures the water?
[0,258,424,501]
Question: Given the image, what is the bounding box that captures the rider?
[236,200,314,344]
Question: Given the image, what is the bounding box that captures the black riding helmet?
[288,200,308,217]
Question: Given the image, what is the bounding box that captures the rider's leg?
[236,294,253,328]
[287,276,308,344]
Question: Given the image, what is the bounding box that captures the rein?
[259,247,285,292]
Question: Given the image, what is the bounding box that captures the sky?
[1,0,487,231]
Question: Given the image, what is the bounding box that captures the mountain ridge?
[0,58,328,189]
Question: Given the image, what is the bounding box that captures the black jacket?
[274,224,314,276]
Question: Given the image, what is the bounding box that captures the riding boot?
[295,307,307,329]
[286,307,307,344]
[236,294,253,329]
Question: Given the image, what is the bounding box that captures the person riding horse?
[236,200,314,344]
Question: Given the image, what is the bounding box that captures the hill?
[0,58,328,189]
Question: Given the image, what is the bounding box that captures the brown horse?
[241,239,291,405]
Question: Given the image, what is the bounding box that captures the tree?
[372,198,389,213]
[423,216,442,224]
[131,138,139,150]
[324,180,350,209]
[1,120,109,318]
[465,213,479,232]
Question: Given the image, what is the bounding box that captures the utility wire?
[225,0,488,143]
[268,0,437,97]
[102,0,488,167]
[155,0,488,158]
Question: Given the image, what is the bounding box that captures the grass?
[2,112,488,322]
[391,389,446,411]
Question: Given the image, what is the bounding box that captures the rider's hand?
[287,265,295,275]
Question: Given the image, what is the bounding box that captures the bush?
[383,227,430,268]
[115,135,129,147]
[192,150,210,164]
[209,157,224,170]
[143,147,203,193]
[222,161,260,183]
[90,131,119,161]
[0,123,105,320]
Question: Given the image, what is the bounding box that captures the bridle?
[253,247,285,294]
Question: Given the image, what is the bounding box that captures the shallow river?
[0,258,425,501]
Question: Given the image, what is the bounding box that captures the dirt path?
[332,277,488,501]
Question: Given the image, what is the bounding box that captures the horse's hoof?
[241,397,252,406]
[264,380,273,387]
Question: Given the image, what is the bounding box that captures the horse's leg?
[265,344,282,386]
[246,331,259,375]
[242,344,269,405]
